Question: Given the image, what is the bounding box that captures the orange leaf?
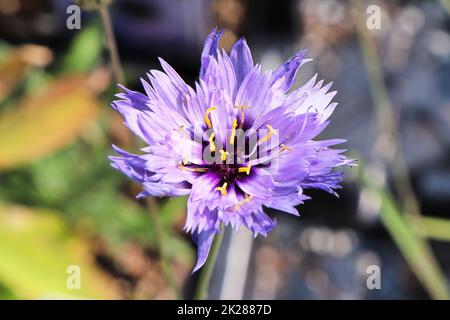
[0,45,53,102]
[0,76,100,170]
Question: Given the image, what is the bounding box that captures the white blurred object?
[219,229,253,299]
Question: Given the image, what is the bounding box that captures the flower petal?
[200,28,224,78]
[234,68,272,121]
[112,85,153,144]
[242,209,277,237]
[230,38,254,87]
[192,227,219,273]
[190,173,221,202]
[235,169,275,199]
[271,49,307,92]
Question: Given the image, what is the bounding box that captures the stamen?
[280,144,293,153]
[234,105,249,128]
[233,194,253,211]
[215,182,228,196]
[260,124,277,142]
[229,119,238,145]
[179,164,208,173]
[238,163,251,175]
[219,149,229,161]
[208,132,216,152]
[204,106,217,129]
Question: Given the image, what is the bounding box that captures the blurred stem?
[351,1,421,221]
[374,185,450,300]
[147,197,180,299]
[96,3,133,147]
[98,5,125,84]
[352,1,450,299]
[194,231,224,300]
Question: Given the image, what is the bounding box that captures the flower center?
[211,163,251,184]
[178,106,286,197]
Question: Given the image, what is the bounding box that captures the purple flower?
[109,29,354,272]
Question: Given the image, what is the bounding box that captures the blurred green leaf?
[375,188,450,299]
[22,69,52,96]
[62,25,103,74]
[0,41,12,59]
[163,231,193,266]
[440,0,450,15]
[155,197,192,265]
[417,217,450,242]
[67,186,156,245]
[159,197,187,227]
[67,187,193,265]
[360,160,450,300]
[0,203,120,299]
[0,76,100,170]
[0,282,16,299]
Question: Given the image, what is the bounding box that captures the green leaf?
[159,197,187,227]
[164,232,194,266]
[417,217,450,242]
[62,25,103,74]
[375,188,450,299]
[440,0,450,15]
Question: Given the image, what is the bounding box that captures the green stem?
[194,231,225,300]
[98,5,125,84]
[147,197,180,299]
[352,0,450,299]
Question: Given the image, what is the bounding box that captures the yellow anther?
[260,124,277,142]
[242,194,253,204]
[215,182,228,196]
[208,132,216,152]
[229,119,238,145]
[219,149,229,161]
[233,194,253,211]
[280,144,293,153]
[238,163,251,175]
[204,106,217,129]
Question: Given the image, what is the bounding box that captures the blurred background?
[0,0,449,300]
